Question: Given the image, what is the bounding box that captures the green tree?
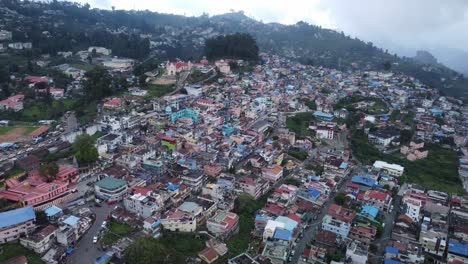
[73,134,99,164]
[400,129,413,145]
[35,210,49,226]
[125,236,184,264]
[334,193,346,205]
[82,67,112,100]
[39,162,59,182]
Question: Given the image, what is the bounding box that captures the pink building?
[204,164,222,178]
[35,88,65,98]
[0,176,69,207]
[28,165,79,183]
[0,94,25,111]
[261,165,284,183]
[103,97,123,109]
[206,210,239,240]
[0,207,36,244]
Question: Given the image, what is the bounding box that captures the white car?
[93,236,98,243]
[101,221,107,228]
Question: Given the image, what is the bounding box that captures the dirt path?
[0,127,29,143]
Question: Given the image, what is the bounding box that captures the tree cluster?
[204,33,259,61]
[39,162,59,183]
[72,134,99,165]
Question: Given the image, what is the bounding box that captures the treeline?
[1,1,150,59]
[204,33,259,61]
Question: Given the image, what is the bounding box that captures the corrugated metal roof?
[0,207,35,229]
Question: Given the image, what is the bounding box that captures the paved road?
[290,170,352,264]
[67,202,114,264]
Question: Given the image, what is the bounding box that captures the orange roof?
[29,126,50,137]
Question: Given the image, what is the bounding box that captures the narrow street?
[290,170,353,263]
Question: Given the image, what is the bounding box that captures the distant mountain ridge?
[0,1,467,99]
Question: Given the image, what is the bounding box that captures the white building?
[20,225,57,254]
[403,198,422,222]
[88,46,112,55]
[372,160,404,177]
[316,126,334,139]
[0,30,12,41]
[346,242,368,264]
[124,193,160,219]
[94,177,128,202]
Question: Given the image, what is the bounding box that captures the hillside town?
[0,42,468,264]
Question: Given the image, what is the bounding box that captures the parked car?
[101,221,107,228]
[93,236,98,243]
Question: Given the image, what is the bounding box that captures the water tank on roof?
[183,170,189,175]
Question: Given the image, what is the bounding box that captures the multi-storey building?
[206,210,239,240]
[0,207,36,244]
[20,225,57,254]
[321,204,356,238]
[94,177,128,202]
[124,193,161,218]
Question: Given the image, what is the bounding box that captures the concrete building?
[322,204,356,238]
[206,210,239,240]
[261,165,284,183]
[372,160,404,177]
[94,177,128,202]
[20,225,57,254]
[96,133,123,152]
[124,193,160,219]
[346,241,368,264]
[238,176,270,200]
[180,169,206,193]
[0,207,36,244]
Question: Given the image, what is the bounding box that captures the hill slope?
[0,1,466,99]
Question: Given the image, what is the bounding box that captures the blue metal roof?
[361,206,379,218]
[256,214,268,223]
[273,228,292,241]
[339,162,348,169]
[44,205,62,217]
[167,183,179,191]
[448,239,468,257]
[63,215,80,226]
[307,187,321,198]
[95,253,112,264]
[275,216,298,231]
[309,176,320,181]
[385,246,399,255]
[45,206,62,217]
[352,175,376,187]
[0,207,35,228]
[384,259,403,264]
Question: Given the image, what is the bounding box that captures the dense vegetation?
[72,134,99,165]
[1,1,150,59]
[124,234,205,264]
[0,1,466,98]
[286,112,316,137]
[350,129,463,193]
[204,33,259,61]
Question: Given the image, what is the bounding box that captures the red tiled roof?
[132,186,152,195]
[326,204,356,223]
[286,213,301,224]
[368,190,389,201]
[199,247,219,263]
[345,181,360,189]
[263,203,285,216]
[104,97,123,106]
[25,76,48,84]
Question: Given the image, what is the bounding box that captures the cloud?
[66,0,468,54]
[318,0,468,53]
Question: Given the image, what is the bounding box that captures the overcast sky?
[67,0,468,56]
